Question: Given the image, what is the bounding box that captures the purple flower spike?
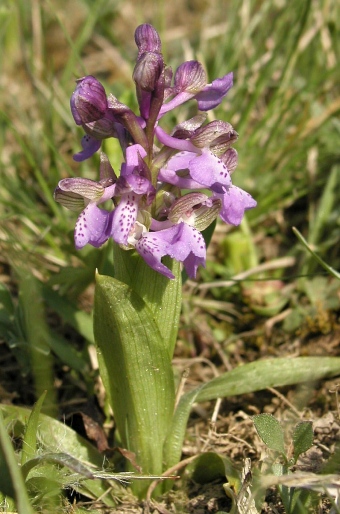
[70,76,108,125]
[195,72,233,111]
[214,185,257,226]
[58,23,257,278]
[73,134,101,162]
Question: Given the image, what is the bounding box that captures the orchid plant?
[53,24,340,499]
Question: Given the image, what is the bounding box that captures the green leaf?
[293,227,340,279]
[18,272,57,416]
[0,283,15,315]
[163,357,340,469]
[22,390,47,470]
[308,164,339,247]
[94,272,175,488]
[21,452,94,479]
[42,284,94,344]
[0,409,35,512]
[292,421,313,463]
[112,244,182,357]
[253,414,285,455]
[187,452,241,490]
[0,404,117,507]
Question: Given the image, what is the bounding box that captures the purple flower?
[111,145,155,244]
[54,175,116,249]
[73,134,102,162]
[133,222,206,279]
[195,73,233,111]
[158,60,233,117]
[160,150,232,193]
[74,203,113,249]
[213,185,257,226]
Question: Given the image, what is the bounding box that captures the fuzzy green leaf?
[21,390,47,470]
[253,414,285,455]
[0,410,35,512]
[292,421,314,463]
[0,404,117,507]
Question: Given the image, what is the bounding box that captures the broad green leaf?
[112,244,182,357]
[0,409,34,512]
[22,390,47,469]
[164,357,340,469]
[94,272,175,491]
[292,421,313,463]
[0,404,117,507]
[253,414,285,455]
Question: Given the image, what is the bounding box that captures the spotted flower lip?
[133,222,206,279]
[73,134,102,162]
[111,144,155,245]
[56,23,257,278]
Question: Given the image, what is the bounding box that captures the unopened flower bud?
[133,52,164,92]
[135,24,162,57]
[83,110,118,140]
[70,76,108,125]
[54,178,105,211]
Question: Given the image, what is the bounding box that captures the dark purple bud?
[174,61,207,94]
[70,76,108,125]
[135,24,161,58]
[82,110,118,140]
[133,52,164,92]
